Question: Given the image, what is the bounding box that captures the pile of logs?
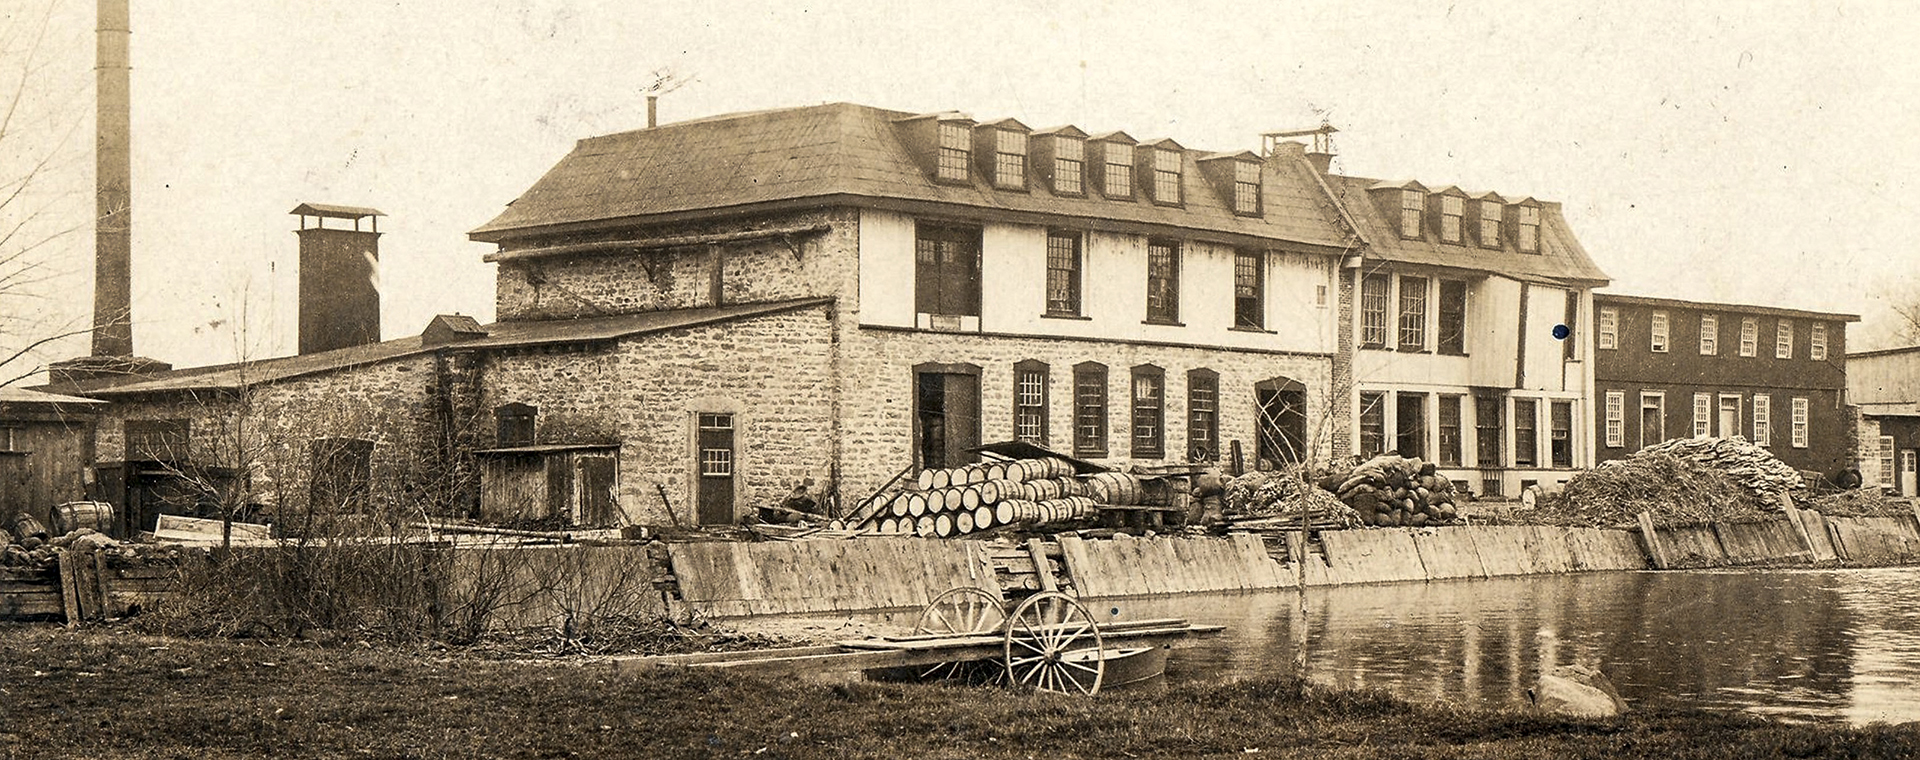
[1635,436,1805,506]
[1317,455,1463,528]
[849,458,1147,537]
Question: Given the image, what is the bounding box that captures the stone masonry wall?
[835,327,1334,501]
[479,303,838,525]
[494,208,861,321]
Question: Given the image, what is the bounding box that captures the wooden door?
[1903,450,1917,499]
[696,414,735,525]
[1718,397,1739,439]
[916,372,980,469]
[576,455,617,526]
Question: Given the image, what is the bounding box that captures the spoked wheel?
[912,586,1008,682]
[1003,591,1105,695]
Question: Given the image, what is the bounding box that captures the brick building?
[1591,294,1858,475]
[1318,177,1610,497]
[1847,346,1920,495]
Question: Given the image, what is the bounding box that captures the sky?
[4,0,1919,374]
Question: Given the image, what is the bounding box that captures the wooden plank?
[57,551,80,627]
[1054,535,1094,596]
[1025,538,1057,592]
[1636,512,1671,570]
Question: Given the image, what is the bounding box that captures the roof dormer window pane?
[937,122,970,182]
[1479,202,1501,248]
[1400,189,1423,239]
[1233,160,1261,215]
[1053,136,1084,195]
[1440,195,1464,243]
[1103,143,1132,198]
[994,129,1027,189]
[1517,205,1540,252]
[1152,148,1182,205]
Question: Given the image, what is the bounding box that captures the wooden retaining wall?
[670,538,998,617]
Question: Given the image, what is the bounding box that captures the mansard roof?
[1327,174,1611,286]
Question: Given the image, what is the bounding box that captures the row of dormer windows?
[905,114,1264,216]
[1596,308,1835,360]
[1392,187,1541,253]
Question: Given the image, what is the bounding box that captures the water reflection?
[1103,568,1920,725]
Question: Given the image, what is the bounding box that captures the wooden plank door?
[916,372,979,469]
[697,414,736,525]
[577,455,617,526]
[1903,450,1917,499]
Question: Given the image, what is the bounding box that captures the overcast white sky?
[5,0,1919,372]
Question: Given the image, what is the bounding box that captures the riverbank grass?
[3,625,1915,759]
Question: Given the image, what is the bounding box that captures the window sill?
[1075,451,1108,460]
[1041,313,1092,321]
[1397,347,1431,354]
[1438,350,1469,358]
[1141,319,1185,327]
[1361,344,1390,351]
[1229,325,1274,335]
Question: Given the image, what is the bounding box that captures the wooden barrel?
[972,505,994,530]
[879,517,898,534]
[986,462,1008,481]
[981,479,1018,504]
[11,513,48,540]
[917,469,938,491]
[1087,472,1141,505]
[890,495,910,518]
[915,515,935,536]
[967,466,990,486]
[931,469,952,490]
[1041,458,1075,479]
[905,493,926,517]
[1060,477,1092,498]
[934,513,955,538]
[961,486,982,510]
[942,488,965,512]
[1060,495,1098,520]
[956,511,975,534]
[1021,479,1063,502]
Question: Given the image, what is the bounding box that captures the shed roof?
[469,102,1355,252]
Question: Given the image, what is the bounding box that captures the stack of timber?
[849,457,1137,537]
[1634,436,1806,506]
[984,538,1069,593]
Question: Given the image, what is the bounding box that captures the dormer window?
[1439,195,1464,243]
[1101,141,1133,199]
[993,128,1027,189]
[936,121,970,183]
[1052,135,1084,195]
[1232,160,1261,215]
[1517,204,1540,252]
[1150,147,1182,206]
[1400,189,1424,239]
[1478,201,1502,248]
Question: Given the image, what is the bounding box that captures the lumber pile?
[1634,436,1805,506]
[1315,455,1463,528]
[848,457,1144,537]
[1221,470,1360,529]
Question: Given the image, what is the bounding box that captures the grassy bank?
[2,625,1914,759]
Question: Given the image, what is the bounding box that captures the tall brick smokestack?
[92,0,132,357]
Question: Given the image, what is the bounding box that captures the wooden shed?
[474,444,620,526]
[0,388,103,533]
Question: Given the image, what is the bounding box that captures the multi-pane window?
[1604,391,1625,448]
[127,419,190,461]
[1811,323,1829,361]
[1513,399,1538,467]
[1398,276,1428,350]
[993,128,1027,189]
[1650,311,1669,353]
[1359,392,1387,457]
[1598,308,1618,349]
[1232,160,1261,215]
[1013,361,1048,446]
[1396,393,1427,460]
[1151,148,1182,205]
[1045,231,1082,317]
[698,414,734,476]
[1233,249,1263,329]
[1102,142,1132,198]
[915,223,982,317]
[1187,369,1218,462]
[1131,366,1165,459]
[1437,395,1463,467]
[1360,274,1390,348]
[1700,315,1718,355]
[1073,362,1108,458]
[1881,435,1896,487]
[1692,393,1711,438]
[1146,240,1180,323]
[1550,401,1573,468]
[1438,280,1467,355]
[1400,189,1424,238]
[1475,391,1504,466]
[1740,317,1758,357]
[1439,195,1464,243]
[1753,394,1771,447]
[1479,201,1501,247]
[1053,136,1084,195]
[936,121,970,182]
[1791,397,1809,448]
[1776,319,1794,359]
[1517,205,1540,252]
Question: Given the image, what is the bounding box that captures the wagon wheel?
[1003,591,1105,695]
[913,586,1008,681]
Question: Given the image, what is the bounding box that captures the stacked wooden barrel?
[855,457,1113,537]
